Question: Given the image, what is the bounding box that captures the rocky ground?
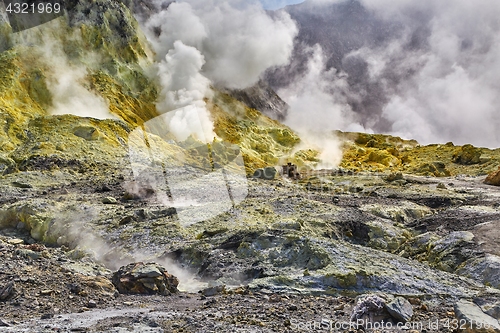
[1,166,500,332]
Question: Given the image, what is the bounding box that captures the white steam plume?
[277,0,500,147]
[13,20,113,119]
[46,59,113,120]
[156,40,214,142]
[278,45,363,167]
[145,0,297,89]
[140,0,297,143]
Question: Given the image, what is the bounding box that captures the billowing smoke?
[272,0,500,147]
[12,20,114,119]
[140,0,298,142]
[44,51,113,120]
[278,45,353,166]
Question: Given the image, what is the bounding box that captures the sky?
[260,0,305,10]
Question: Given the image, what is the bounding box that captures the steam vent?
[1,0,500,331]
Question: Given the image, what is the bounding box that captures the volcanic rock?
[452,144,482,165]
[474,299,500,320]
[253,167,277,180]
[457,255,500,289]
[454,300,500,333]
[350,294,388,323]
[102,197,117,204]
[385,297,413,322]
[112,262,179,296]
[0,282,15,301]
[484,167,500,186]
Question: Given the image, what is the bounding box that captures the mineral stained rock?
[484,167,500,186]
[112,262,179,296]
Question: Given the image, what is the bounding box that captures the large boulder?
[112,262,179,296]
[484,167,500,186]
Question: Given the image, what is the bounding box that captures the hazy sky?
[260,0,305,10]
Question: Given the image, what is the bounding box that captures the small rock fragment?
[73,126,100,141]
[385,297,413,322]
[40,313,54,320]
[0,282,14,301]
[15,249,41,260]
[11,181,33,189]
[7,239,24,245]
[200,285,226,297]
[102,197,117,204]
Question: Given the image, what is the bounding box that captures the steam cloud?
[274,0,500,147]
[141,0,297,142]
[13,20,113,119]
[278,45,351,166]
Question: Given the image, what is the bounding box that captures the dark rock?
[40,313,54,320]
[68,283,83,295]
[73,126,100,141]
[119,215,136,225]
[87,300,97,308]
[15,249,41,260]
[437,183,447,189]
[385,297,413,322]
[457,254,500,289]
[225,80,289,120]
[281,163,301,179]
[253,167,277,180]
[474,299,500,320]
[95,185,112,192]
[0,282,14,301]
[112,262,179,296]
[11,181,33,189]
[350,294,388,323]
[452,144,482,165]
[253,168,264,178]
